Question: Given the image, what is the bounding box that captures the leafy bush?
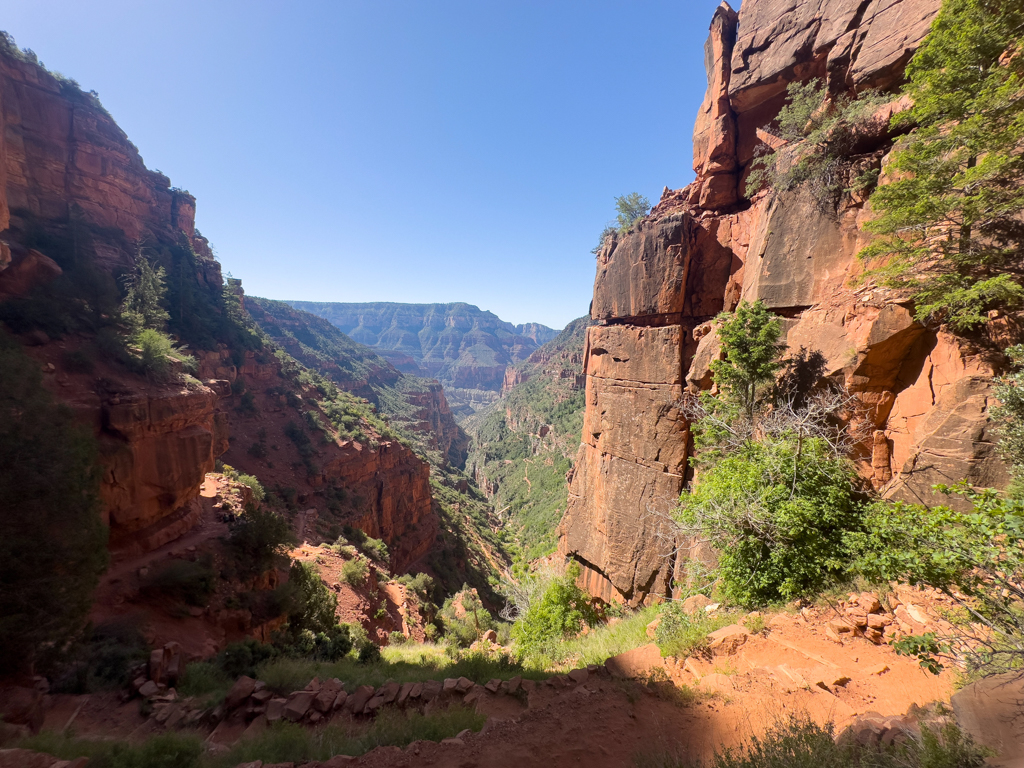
[511,563,598,655]
[614,192,650,232]
[994,344,1024,494]
[0,334,107,675]
[678,301,864,606]
[229,507,294,577]
[217,638,279,679]
[849,484,1024,678]
[360,536,389,563]
[709,300,786,422]
[438,588,500,648]
[248,442,269,459]
[358,642,382,665]
[50,618,149,694]
[677,436,862,605]
[745,78,888,211]
[341,558,369,586]
[636,715,987,768]
[286,561,339,635]
[177,660,233,703]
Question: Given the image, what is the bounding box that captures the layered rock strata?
[560,0,1012,605]
[0,46,440,564]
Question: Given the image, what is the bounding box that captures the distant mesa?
[287,301,559,416]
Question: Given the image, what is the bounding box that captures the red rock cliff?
[560,0,1015,605]
[0,47,439,567]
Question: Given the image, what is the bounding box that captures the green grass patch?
[256,645,547,695]
[631,715,987,768]
[16,731,204,768]
[212,704,484,765]
[177,660,234,707]
[523,606,660,671]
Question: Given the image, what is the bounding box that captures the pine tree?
[710,300,787,421]
[861,0,1024,330]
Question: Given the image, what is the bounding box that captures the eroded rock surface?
[560,0,1013,605]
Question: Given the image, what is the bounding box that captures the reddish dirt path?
[44,600,953,768]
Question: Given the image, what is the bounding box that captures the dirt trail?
[44,600,953,768]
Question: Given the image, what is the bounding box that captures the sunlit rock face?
[560,0,1013,606]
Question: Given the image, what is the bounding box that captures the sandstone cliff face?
[0,46,440,567]
[560,0,1012,605]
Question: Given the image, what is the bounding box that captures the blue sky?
[5,0,725,329]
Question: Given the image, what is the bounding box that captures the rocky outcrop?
[0,48,214,269]
[690,0,942,211]
[100,386,223,550]
[0,45,444,567]
[560,0,1013,605]
[321,440,435,572]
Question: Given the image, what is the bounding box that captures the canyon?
[558,0,1017,605]
[0,41,478,591]
[288,301,557,417]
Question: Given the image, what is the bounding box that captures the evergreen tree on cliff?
[0,334,108,674]
[862,0,1024,330]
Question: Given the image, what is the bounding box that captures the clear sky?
[4,0,726,329]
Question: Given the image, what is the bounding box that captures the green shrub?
[511,563,598,656]
[0,331,107,676]
[361,536,389,563]
[358,642,382,665]
[677,436,862,605]
[50,618,149,694]
[248,442,269,459]
[177,660,233,703]
[15,730,202,768]
[341,558,369,586]
[132,327,174,379]
[745,78,889,211]
[61,348,95,374]
[859,0,1024,331]
[994,345,1024,494]
[228,507,293,576]
[330,542,360,559]
[634,715,987,768]
[214,704,484,764]
[849,484,1024,678]
[286,561,338,634]
[218,638,278,679]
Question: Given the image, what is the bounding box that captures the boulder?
[567,669,589,684]
[646,617,661,639]
[265,698,287,722]
[707,625,750,655]
[0,687,44,733]
[344,685,375,713]
[683,594,713,614]
[283,691,315,721]
[225,676,257,710]
[951,672,1024,768]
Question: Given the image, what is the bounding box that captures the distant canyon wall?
[559,0,1016,605]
